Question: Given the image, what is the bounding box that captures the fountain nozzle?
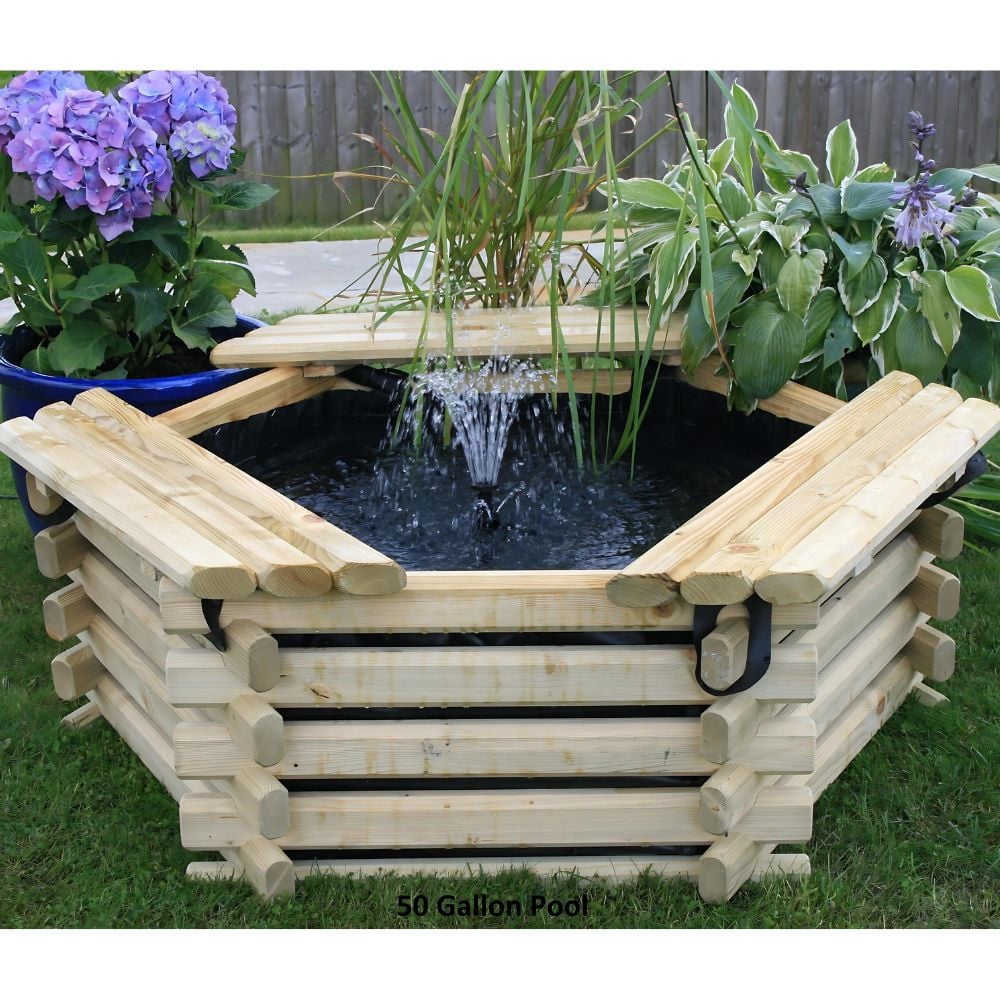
[471,483,501,531]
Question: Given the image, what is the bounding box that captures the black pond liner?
[196,370,809,855]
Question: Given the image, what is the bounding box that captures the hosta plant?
[592,77,1000,412]
[0,70,276,378]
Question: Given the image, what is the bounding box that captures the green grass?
[207,212,610,248]
[1,451,997,929]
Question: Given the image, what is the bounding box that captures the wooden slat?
[166,644,710,708]
[208,307,683,368]
[179,785,813,851]
[912,682,949,708]
[70,389,405,597]
[72,512,161,600]
[33,402,332,599]
[605,371,923,608]
[0,417,256,600]
[757,398,1000,603]
[60,698,103,730]
[680,359,844,426]
[25,472,64,514]
[681,383,963,605]
[158,572,816,635]
[156,367,347,438]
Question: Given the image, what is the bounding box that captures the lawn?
[0,449,997,929]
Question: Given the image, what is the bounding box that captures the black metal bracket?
[693,593,774,697]
[918,450,987,509]
[200,599,228,652]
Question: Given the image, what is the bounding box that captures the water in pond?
[243,360,765,571]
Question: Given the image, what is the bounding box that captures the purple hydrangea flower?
[121,71,237,177]
[0,70,85,151]
[6,85,173,240]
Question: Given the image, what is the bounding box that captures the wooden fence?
[209,70,1000,229]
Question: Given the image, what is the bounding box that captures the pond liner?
[195,368,807,659]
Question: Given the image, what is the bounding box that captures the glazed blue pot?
[0,316,261,533]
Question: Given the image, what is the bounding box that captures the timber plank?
[606,371,923,608]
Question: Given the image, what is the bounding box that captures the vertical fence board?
[211,70,1000,228]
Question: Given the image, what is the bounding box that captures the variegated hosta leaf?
[758,237,787,288]
[944,264,1000,321]
[709,138,735,179]
[823,301,858,369]
[825,119,859,186]
[724,81,758,195]
[732,297,807,398]
[606,177,685,210]
[894,307,947,384]
[680,261,753,373]
[717,176,753,224]
[837,253,888,315]
[760,219,811,254]
[854,162,896,183]
[918,270,963,354]
[802,287,840,360]
[731,246,760,277]
[949,315,994,387]
[853,277,900,345]
[777,248,827,318]
[650,231,698,314]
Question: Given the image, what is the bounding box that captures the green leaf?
[823,300,858,368]
[948,316,994,386]
[760,219,810,254]
[61,263,137,302]
[0,235,48,290]
[787,184,844,226]
[803,287,840,359]
[970,163,1000,184]
[172,288,236,350]
[708,138,735,179]
[649,230,697,314]
[211,181,279,212]
[894,308,947,384]
[611,177,684,211]
[962,229,1000,258]
[854,163,896,183]
[194,260,256,299]
[46,317,119,375]
[755,131,818,193]
[825,120,859,186]
[0,211,23,246]
[19,346,56,375]
[758,237,787,288]
[918,270,962,353]
[125,285,171,336]
[944,265,1000,321]
[716,177,753,223]
[853,277,900,345]
[841,181,898,221]
[733,298,806,398]
[723,81,758,195]
[838,253,888,315]
[830,233,873,277]
[681,262,752,373]
[777,248,826,318]
[929,168,972,196]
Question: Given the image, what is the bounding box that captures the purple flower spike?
[121,71,237,176]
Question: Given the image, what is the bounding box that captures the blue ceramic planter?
[0,316,261,533]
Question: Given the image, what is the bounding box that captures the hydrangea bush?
[0,70,276,378]
[592,82,1000,410]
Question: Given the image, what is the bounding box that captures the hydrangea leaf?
[918,270,962,353]
[894,307,947,384]
[841,181,898,221]
[61,263,137,302]
[125,286,172,337]
[826,120,859,186]
[47,317,121,375]
[853,277,900,345]
[0,212,24,246]
[777,248,826,318]
[837,253,888,315]
[0,236,48,292]
[944,265,1000,322]
[733,298,806,398]
[212,181,279,212]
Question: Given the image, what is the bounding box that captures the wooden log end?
[43,582,97,641]
[698,833,760,903]
[700,618,750,692]
[905,624,956,683]
[257,563,333,599]
[680,572,755,608]
[604,572,679,609]
[60,699,103,729]
[910,506,964,560]
[25,473,65,515]
[225,621,280,693]
[237,836,295,900]
[188,565,259,601]
[905,564,961,621]
[754,570,830,606]
[225,692,285,767]
[232,765,290,840]
[51,642,104,701]
[912,681,950,708]
[699,762,762,836]
[34,520,89,579]
[335,561,407,596]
